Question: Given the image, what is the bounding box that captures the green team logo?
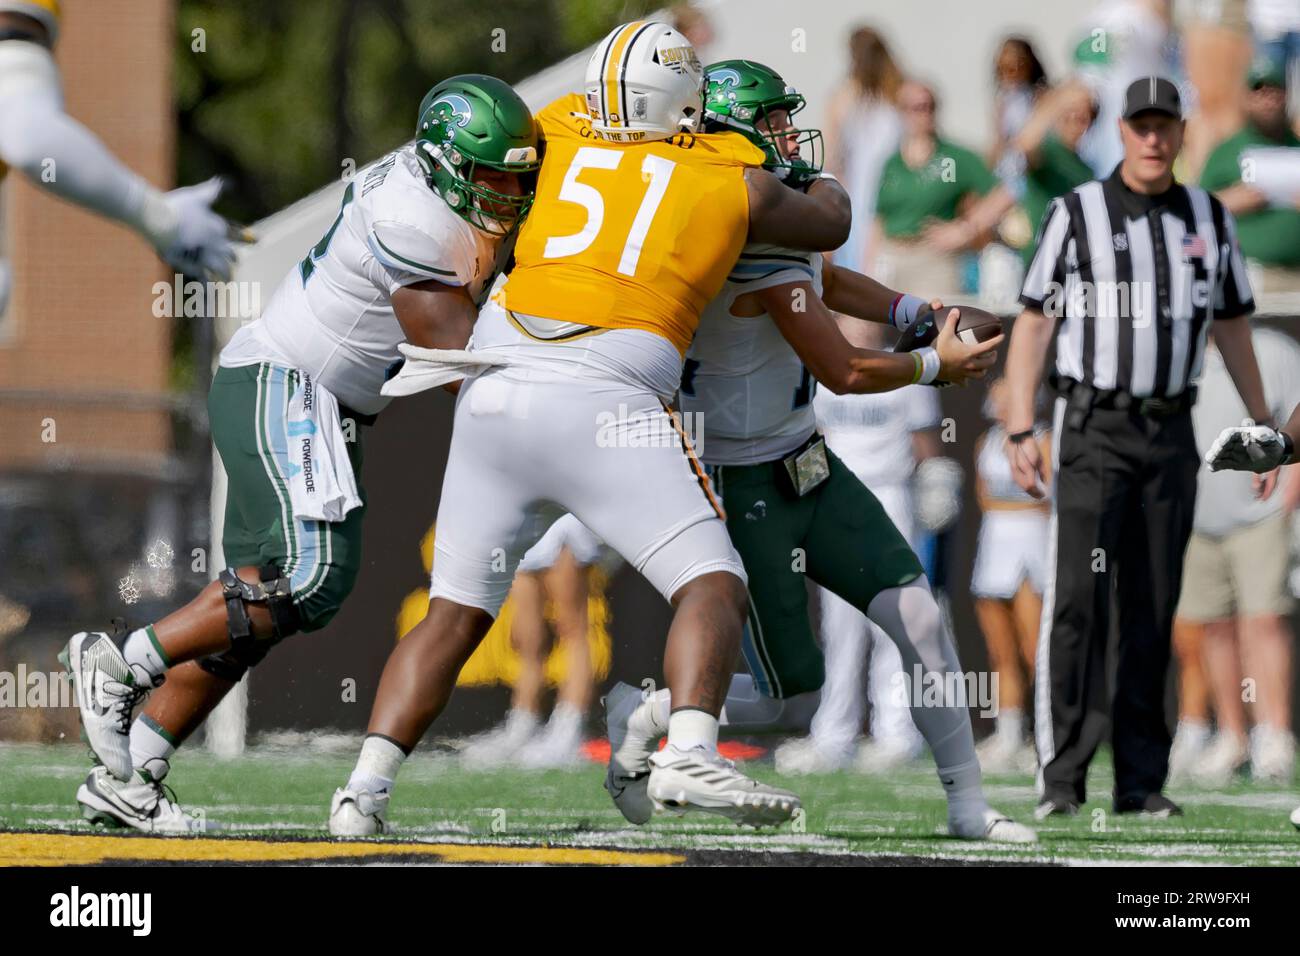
[423,94,474,146]
[705,67,748,117]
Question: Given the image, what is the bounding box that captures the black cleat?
[1115,793,1183,818]
[1034,794,1080,820]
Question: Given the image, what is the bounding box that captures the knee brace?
[206,565,301,677]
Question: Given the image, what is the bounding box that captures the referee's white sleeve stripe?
[1021,198,1069,307]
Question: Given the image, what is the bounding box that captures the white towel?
[285,373,363,523]
[380,344,514,397]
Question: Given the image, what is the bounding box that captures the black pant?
[1038,400,1199,805]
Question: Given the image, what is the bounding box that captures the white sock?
[347,735,407,795]
[667,708,719,752]
[545,702,584,739]
[649,688,670,728]
[122,626,169,681]
[129,714,176,782]
[998,708,1024,744]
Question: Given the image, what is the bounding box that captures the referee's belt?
[1051,375,1196,422]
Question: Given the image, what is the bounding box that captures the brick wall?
[0,0,175,472]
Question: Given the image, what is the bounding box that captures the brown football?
[892,304,1005,353]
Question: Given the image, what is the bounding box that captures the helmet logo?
[705,67,744,113]
[425,93,474,146]
[659,45,701,76]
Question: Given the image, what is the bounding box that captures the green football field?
[1,740,1297,866]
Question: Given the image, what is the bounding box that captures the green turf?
[1,741,1297,865]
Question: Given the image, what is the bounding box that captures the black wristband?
[1007,428,1036,444]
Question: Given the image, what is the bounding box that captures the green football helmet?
[415,74,540,234]
[702,59,823,186]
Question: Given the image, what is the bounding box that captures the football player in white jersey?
[773,353,943,775]
[62,75,539,831]
[0,0,243,319]
[602,60,1036,843]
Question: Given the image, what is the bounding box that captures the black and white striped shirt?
[1020,167,1254,398]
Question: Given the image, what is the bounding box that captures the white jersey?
[220,147,497,415]
[681,244,824,466]
[814,386,941,488]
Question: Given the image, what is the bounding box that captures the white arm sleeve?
[0,41,172,243]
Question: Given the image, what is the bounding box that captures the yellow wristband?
[910,351,923,384]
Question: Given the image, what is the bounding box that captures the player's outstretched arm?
[760,282,997,393]
[820,261,940,331]
[0,81,245,279]
[745,169,851,252]
[390,280,481,396]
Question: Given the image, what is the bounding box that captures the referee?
[1003,77,1276,819]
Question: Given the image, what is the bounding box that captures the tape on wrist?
[916,346,941,385]
[890,293,926,332]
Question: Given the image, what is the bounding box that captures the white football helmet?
[583,20,703,143]
[0,1,61,43]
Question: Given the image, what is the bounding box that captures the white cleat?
[517,708,585,769]
[602,682,658,825]
[328,786,390,836]
[647,744,801,827]
[459,709,539,769]
[1290,805,1300,831]
[949,803,1038,844]
[1249,725,1295,784]
[60,631,160,780]
[1193,732,1250,787]
[76,765,198,834]
[774,735,854,775]
[1167,720,1211,783]
[975,733,1024,774]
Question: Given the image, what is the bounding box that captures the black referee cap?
[1122,76,1182,120]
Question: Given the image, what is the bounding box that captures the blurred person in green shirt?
[871,80,997,295]
[1199,58,1300,293]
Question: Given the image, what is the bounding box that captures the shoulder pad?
[368,218,473,286]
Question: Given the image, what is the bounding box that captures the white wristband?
[916,346,941,385]
[891,293,927,332]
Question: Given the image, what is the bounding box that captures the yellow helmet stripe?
[602,20,644,128]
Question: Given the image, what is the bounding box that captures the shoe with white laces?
[948,802,1038,844]
[328,786,390,836]
[773,735,854,775]
[1168,719,1212,783]
[60,630,162,780]
[459,709,539,769]
[603,682,661,825]
[647,744,801,827]
[1249,725,1295,784]
[854,735,923,773]
[76,765,198,834]
[1193,732,1250,786]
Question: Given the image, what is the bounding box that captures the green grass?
[1,741,1297,865]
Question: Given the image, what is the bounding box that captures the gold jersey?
[505,94,765,355]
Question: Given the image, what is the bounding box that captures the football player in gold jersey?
[332,20,852,834]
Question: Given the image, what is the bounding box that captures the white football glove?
[1205,419,1290,474]
[145,177,250,281]
[913,456,965,533]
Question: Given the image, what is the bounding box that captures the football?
[892,304,1005,353]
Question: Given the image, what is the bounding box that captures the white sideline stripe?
[1034,397,1066,785]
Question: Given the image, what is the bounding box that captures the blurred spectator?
[971,379,1051,773]
[1172,327,1300,785]
[668,2,716,59]
[1179,0,1253,178]
[824,26,904,272]
[1249,0,1300,121]
[990,35,1049,169]
[1199,58,1300,294]
[872,80,997,296]
[1073,0,1178,175]
[459,516,603,769]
